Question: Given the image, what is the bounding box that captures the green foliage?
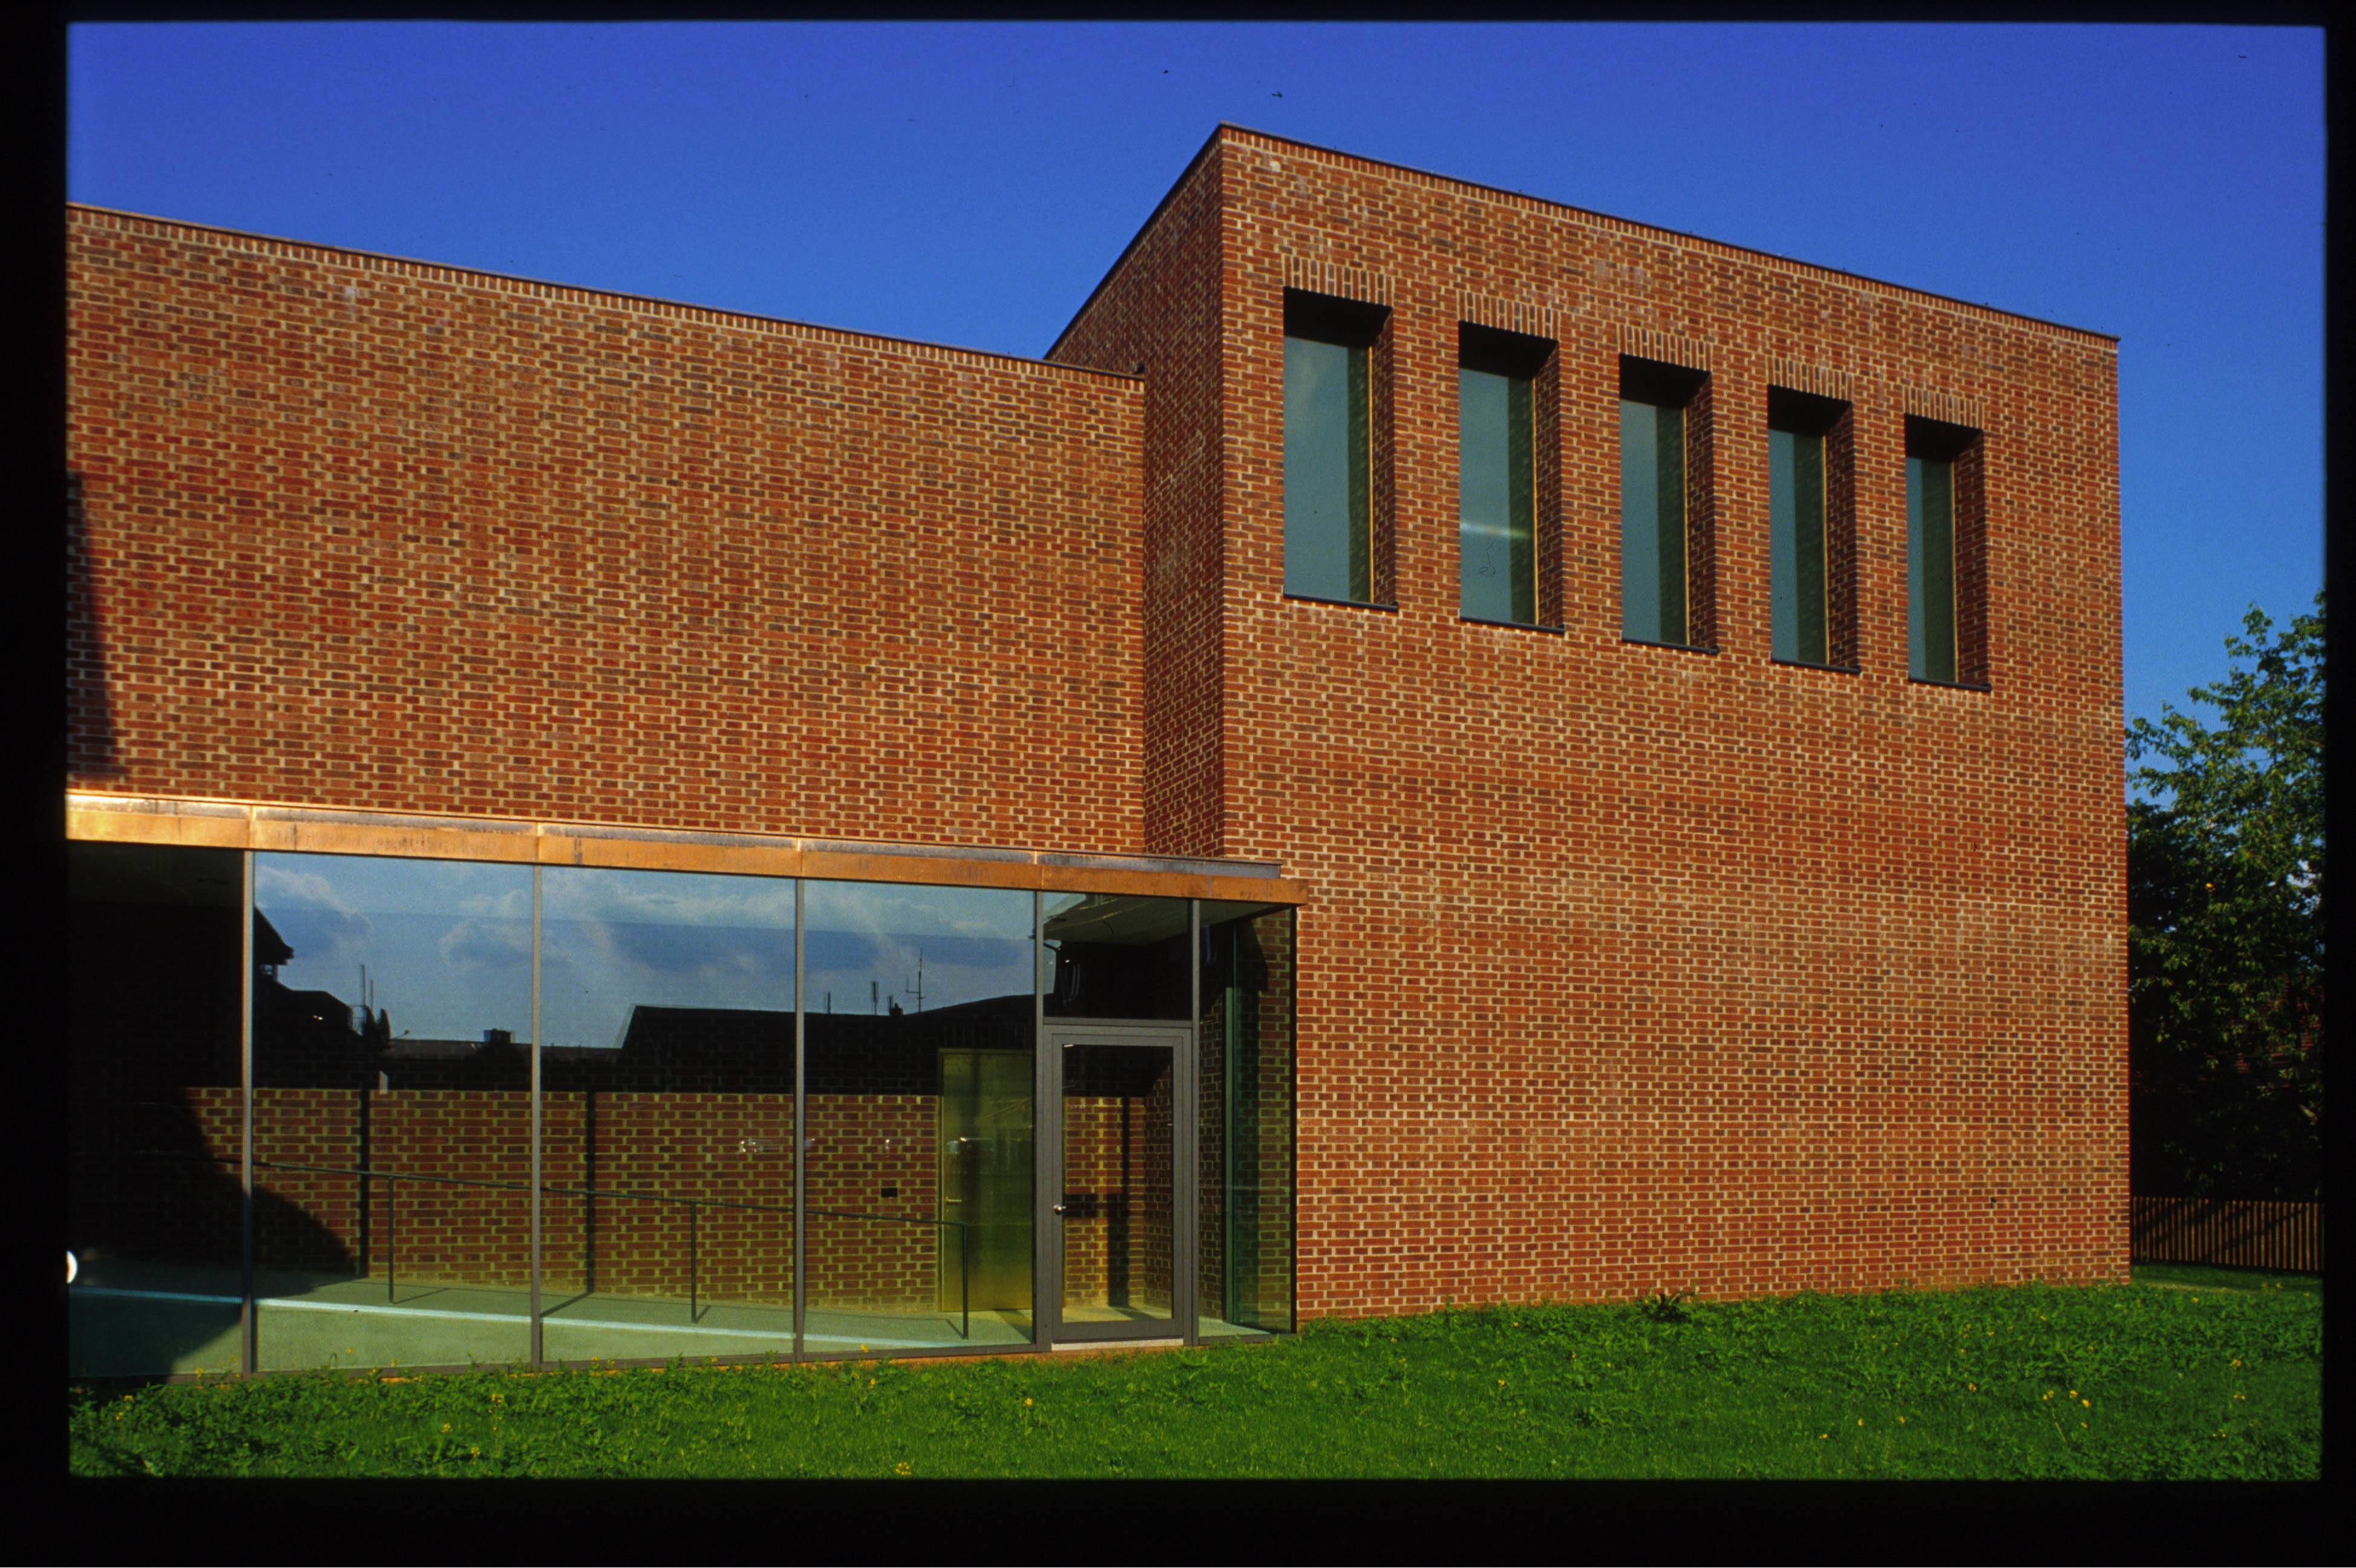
[2126,593,2324,1199]
[68,1278,2321,1480]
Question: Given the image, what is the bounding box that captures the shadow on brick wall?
[66,471,120,780]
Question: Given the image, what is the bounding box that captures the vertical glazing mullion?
[792,877,805,1359]
[1033,889,1053,1347]
[1510,373,1536,625]
[1179,900,1200,1344]
[1223,922,1240,1328]
[239,847,255,1377]
[529,861,542,1370]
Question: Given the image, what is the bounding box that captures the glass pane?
[1621,399,1686,644]
[537,867,796,1365]
[1042,892,1191,1020]
[803,881,1035,1352]
[1460,368,1536,624]
[1771,427,1828,665]
[1909,456,1957,681]
[1285,335,1369,602]
[1198,906,1295,1336]
[252,854,532,1371]
[69,843,246,1377]
[1062,1044,1174,1327]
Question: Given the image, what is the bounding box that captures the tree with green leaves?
[2125,593,2323,1200]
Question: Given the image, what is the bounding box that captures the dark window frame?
[1766,386,1857,673]
[1905,414,1988,688]
[1457,322,1560,631]
[1283,290,1393,609]
[1618,355,1715,652]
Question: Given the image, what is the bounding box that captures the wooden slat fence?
[2131,1196,2323,1273]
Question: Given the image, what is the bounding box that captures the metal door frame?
[1036,1018,1197,1347]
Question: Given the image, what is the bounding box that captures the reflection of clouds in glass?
[439,916,529,973]
[543,868,796,930]
[537,869,798,1052]
[793,883,1033,1013]
[255,863,371,962]
[586,916,790,983]
[457,886,531,920]
[805,881,1029,944]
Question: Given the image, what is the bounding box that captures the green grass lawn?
[67,1272,2318,1480]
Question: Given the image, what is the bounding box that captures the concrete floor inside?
[68,1258,1266,1376]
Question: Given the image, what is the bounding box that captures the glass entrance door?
[1040,1022,1194,1344]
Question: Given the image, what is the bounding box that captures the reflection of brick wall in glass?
[937,1048,1033,1315]
[1061,1047,1175,1321]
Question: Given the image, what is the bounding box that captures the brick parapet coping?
[67,204,1145,388]
[1214,125,2121,350]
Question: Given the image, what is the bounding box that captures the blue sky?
[68,21,2324,738]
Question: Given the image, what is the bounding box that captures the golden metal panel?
[65,804,249,849]
[65,792,1307,904]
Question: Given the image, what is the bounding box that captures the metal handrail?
[139,1150,972,1340]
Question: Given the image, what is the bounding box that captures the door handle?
[1052,1203,1067,1215]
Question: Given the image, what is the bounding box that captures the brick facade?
[68,123,2126,1331]
[67,207,1147,855]
[1051,128,2126,1313]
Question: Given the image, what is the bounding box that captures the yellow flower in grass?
[894,1462,912,1477]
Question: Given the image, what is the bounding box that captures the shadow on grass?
[2130,1261,2322,1295]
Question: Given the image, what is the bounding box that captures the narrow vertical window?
[1619,358,1706,646]
[1769,387,1851,668]
[1906,416,1982,685]
[1458,324,1551,626]
[1769,426,1826,665]
[1907,452,1955,682]
[1283,292,1386,604]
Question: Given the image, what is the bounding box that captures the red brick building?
[67,126,2125,1377]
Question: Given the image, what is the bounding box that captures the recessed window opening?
[1619,356,1711,648]
[1283,290,1389,605]
[1767,387,1853,670]
[1905,415,1983,685]
[1458,323,1554,627]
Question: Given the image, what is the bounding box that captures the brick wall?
[1050,142,1230,856]
[69,122,2128,1327]
[1054,128,2127,1316]
[67,208,1148,856]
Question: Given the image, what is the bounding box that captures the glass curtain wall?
[1197,904,1298,1337]
[67,843,247,1378]
[250,853,533,1371]
[537,868,797,1365]
[803,881,1037,1352]
[1044,893,1191,1332]
[67,845,1296,1371]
